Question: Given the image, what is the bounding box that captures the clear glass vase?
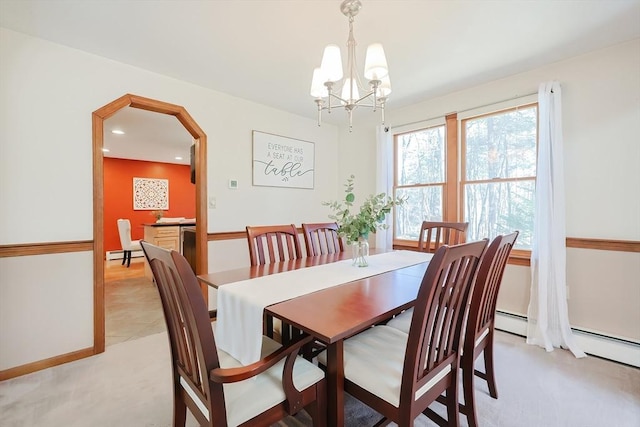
[351,237,370,267]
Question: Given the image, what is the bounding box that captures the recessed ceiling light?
[102,148,110,152]
[175,156,183,160]
[111,130,125,135]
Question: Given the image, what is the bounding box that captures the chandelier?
[310,0,390,130]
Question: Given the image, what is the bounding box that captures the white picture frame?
[133,177,169,210]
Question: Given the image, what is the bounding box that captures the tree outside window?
[462,105,537,249]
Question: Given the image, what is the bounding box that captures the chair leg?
[173,391,187,427]
[446,372,461,427]
[483,333,498,399]
[121,251,126,265]
[126,250,132,267]
[306,379,327,427]
[462,355,479,427]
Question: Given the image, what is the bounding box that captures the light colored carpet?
[1,330,638,427]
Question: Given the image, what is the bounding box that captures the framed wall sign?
[252,131,315,189]
[133,177,169,210]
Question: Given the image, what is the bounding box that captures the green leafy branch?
[323,175,406,243]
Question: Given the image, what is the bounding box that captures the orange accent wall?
[103,158,196,254]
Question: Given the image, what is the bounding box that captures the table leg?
[326,340,344,427]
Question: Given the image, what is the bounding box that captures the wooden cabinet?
[143,224,180,279]
[145,225,180,250]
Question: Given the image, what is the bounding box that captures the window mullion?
[445,113,458,221]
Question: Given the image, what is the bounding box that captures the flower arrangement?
[323,175,406,244]
[151,210,165,221]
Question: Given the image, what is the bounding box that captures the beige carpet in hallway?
[1,330,638,426]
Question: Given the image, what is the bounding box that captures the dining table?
[197,250,433,426]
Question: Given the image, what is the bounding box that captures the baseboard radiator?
[105,250,144,261]
[495,310,640,368]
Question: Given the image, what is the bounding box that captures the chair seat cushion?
[183,324,324,426]
[386,308,413,334]
[123,239,142,251]
[317,325,450,408]
[387,310,491,354]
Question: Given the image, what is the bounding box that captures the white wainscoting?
[105,250,144,261]
[495,310,640,368]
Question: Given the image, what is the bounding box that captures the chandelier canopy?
[310,0,390,130]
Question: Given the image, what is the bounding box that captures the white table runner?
[216,250,433,365]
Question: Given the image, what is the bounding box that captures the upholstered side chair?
[117,218,141,267]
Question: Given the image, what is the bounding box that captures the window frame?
[392,116,450,246]
[391,100,537,264]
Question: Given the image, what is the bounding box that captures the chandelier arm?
[353,92,377,105]
[328,92,349,105]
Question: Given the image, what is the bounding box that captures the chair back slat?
[141,241,226,425]
[246,224,302,266]
[302,222,344,256]
[418,221,469,253]
[403,240,487,399]
[469,231,519,339]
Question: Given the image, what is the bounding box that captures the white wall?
[341,39,640,342]
[0,28,339,371]
[0,252,94,369]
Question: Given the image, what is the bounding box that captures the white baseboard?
[495,310,640,368]
[105,250,144,261]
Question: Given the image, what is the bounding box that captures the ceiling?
[103,107,193,165]
[1,0,639,163]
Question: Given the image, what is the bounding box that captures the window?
[393,103,537,251]
[462,104,537,249]
[394,124,446,240]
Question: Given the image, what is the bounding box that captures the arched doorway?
[92,94,208,354]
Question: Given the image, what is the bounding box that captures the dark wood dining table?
[198,251,354,289]
[198,251,431,426]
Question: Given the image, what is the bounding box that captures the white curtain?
[526,81,585,358]
[375,125,394,251]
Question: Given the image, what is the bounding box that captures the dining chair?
[140,240,327,427]
[301,222,344,256]
[382,220,470,334]
[459,231,519,427]
[245,224,302,266]
[318,239,487,426]
[417,221,469,253]
[299,222,345,357]
[386,233,518,427]
[245,224,303,343]
[117,218,142,267]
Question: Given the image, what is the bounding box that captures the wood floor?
[104,257,166,346]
